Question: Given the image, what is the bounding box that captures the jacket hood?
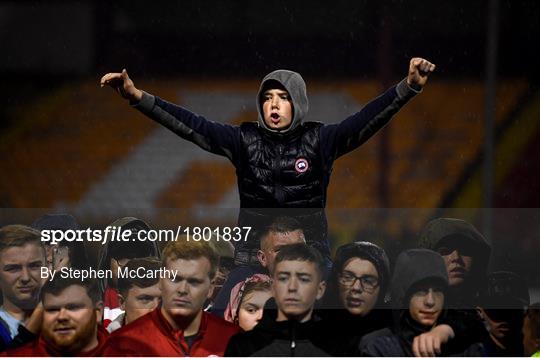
[256,69,308,134]
[419,218,491,281]
[390,249,448,309]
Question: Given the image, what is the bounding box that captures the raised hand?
[407,57,436,88]
[100,69,143,103]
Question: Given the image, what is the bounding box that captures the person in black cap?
[96,217,161,329]
[317,241,392,355]
[477,271,530,356]
[359,249,484,357]
[31,213,89,271]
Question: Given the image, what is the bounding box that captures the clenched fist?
[407,58,436,88]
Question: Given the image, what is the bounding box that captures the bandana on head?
[224,274,272,323]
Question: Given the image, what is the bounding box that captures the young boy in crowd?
[319,241,392,355]
[225,243,329,356]
[96,217,161,327]
[359,249,483,357]
[107,257,162,333]
[101,58,435,266]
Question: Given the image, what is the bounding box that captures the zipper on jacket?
[273,144,286,204]
[290,322,296,357]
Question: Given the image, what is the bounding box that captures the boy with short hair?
[107,257,162,333]
[225,243,330,356]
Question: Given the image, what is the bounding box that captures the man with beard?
[3,277,108,356]
[0,225,46,350]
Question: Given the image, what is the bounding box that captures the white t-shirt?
[0,307,21,339]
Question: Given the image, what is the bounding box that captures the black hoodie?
[419,217,491,307]
[134,71,420,259]
[419,218,491,352]
[317,241,393,356]
[360,249,484,357]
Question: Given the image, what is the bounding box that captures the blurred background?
[1,0,539,297]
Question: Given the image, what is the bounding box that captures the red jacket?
[103,308,240,356]
[3,325,109,356]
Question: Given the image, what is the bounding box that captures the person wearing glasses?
[317,241,392,355]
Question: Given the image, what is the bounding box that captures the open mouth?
[270,113,280,124]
